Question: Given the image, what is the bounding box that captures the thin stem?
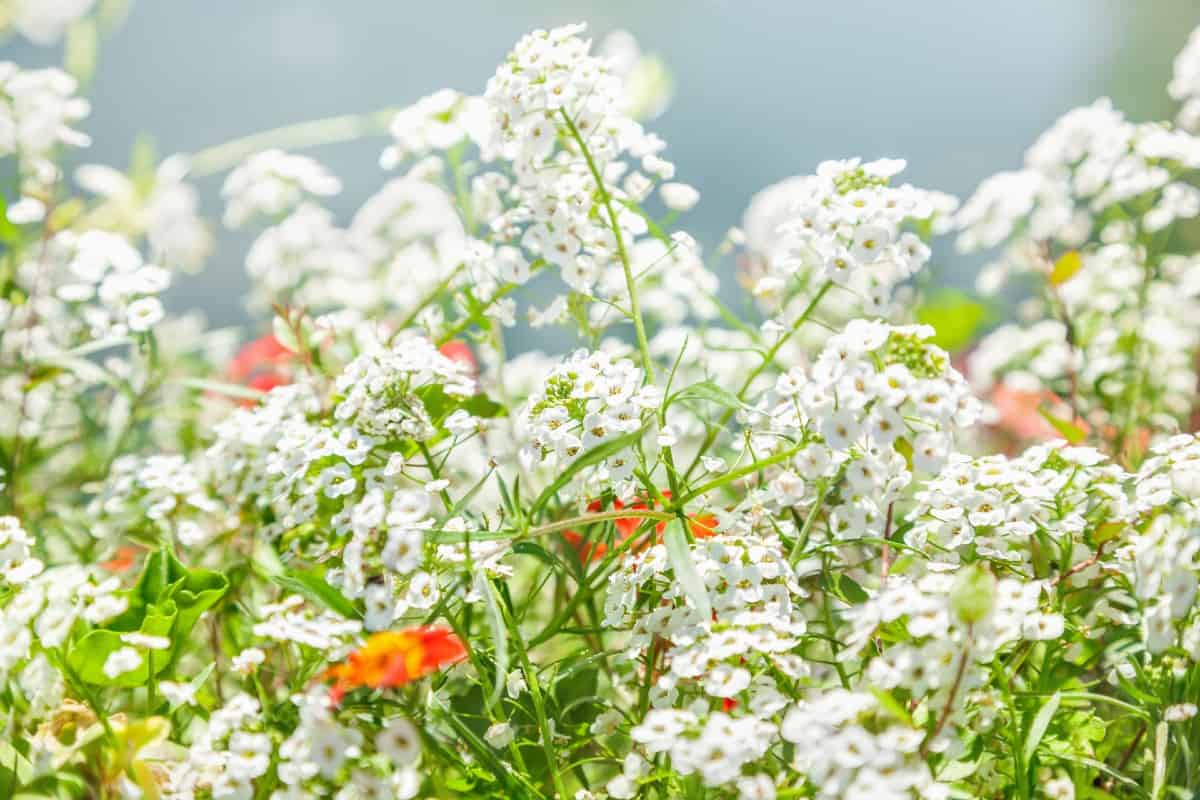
[788,481,828,564]
[921,627,972,757]
[682,281,833,481]
[560,109,654,381]
[189,108,397,177]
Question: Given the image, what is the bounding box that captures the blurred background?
[5,0,1200,332]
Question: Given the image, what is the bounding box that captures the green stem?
[682,281,833,480]
[677,443,803,505]
[189,108,397,177]
[502,594,569,799]
[560,109,655,382]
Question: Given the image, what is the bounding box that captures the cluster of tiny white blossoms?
[0,0,96,45]
[518,347,656,486]
[957,98,1200,253]
[482,25,704,318]
[379,89,489,168]
[0,61,91,191]
[87,453,228,549]
[1127,434,1200,655]
[753,320,980,537]
[779,689,942,799]
[9,13,1200,800]
[957,86,1200,441]
[76,154,214,272]
[1171,26,1200,132]
[605,532,808,698]
[221,148,343,229]
[907,443,1131,569]
[739,160,956,357]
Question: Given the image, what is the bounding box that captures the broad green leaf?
[531,427,644,514]
[1023,691,1061,768]
[272,568,360,619]
[1049,250,1083,285]
[68,603,175,686]
[1038,406,1086,444]
[914,289,988,352]
[663,519,711,620]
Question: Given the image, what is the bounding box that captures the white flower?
[231,647,266,675]
[377,717,421,765]
[660,182,700,212]
[125,296,165,332]
[102,647,141,679]
[484,721,515,748]
[119,632,170,650]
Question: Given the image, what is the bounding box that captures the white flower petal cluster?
[957,98,1200,252]
[0,62,90,187]
[380,89,489,168]
[76,155,213,272]
[780,690,945,799]
[518,347,656,486]
[222,148,342,229]
[4,0,95,45]
[755,320,980,538]
[909,443,1131,568]
[1170,26,1200,132]
[483,23,706,312]
[760,158,956,316]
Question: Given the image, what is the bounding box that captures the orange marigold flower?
[323,626,467,705]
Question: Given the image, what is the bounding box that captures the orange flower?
[101,545,140,573]
[323,627,467,705]
[563,493,719,563]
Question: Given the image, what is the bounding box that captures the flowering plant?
[4,8,1200,799]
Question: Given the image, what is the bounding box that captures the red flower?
[227,334,295,406]
[563,492,719,563]
[439,340,477,375]
[322,627,467,705]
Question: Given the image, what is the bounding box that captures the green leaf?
[416,384,504,423]
[1038,406,1086,444]
[663,519,711,620]
[531,427,645,514]
[478,575,508,712]
[68,603,175,686]
[0,740,33,795]
[870,688,914,727]
[1023,691,1061,768]
[271,568,360,619]
[1049,250,1083,285]
[914,289,989,352]
[669,380,743,412]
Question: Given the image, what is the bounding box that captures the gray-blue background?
[7,1,1199,331]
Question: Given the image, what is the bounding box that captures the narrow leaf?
[670,380,743,412]
[531,427,644,514]
[272,569,361,619]
[663,519,711,620]
[1038,406,1086,444]
[1023,691,1061,768]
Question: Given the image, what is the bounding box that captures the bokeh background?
[6,0,1200,333]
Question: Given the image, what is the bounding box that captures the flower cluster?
[7,13,1200,800]
[518,347,655,485]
